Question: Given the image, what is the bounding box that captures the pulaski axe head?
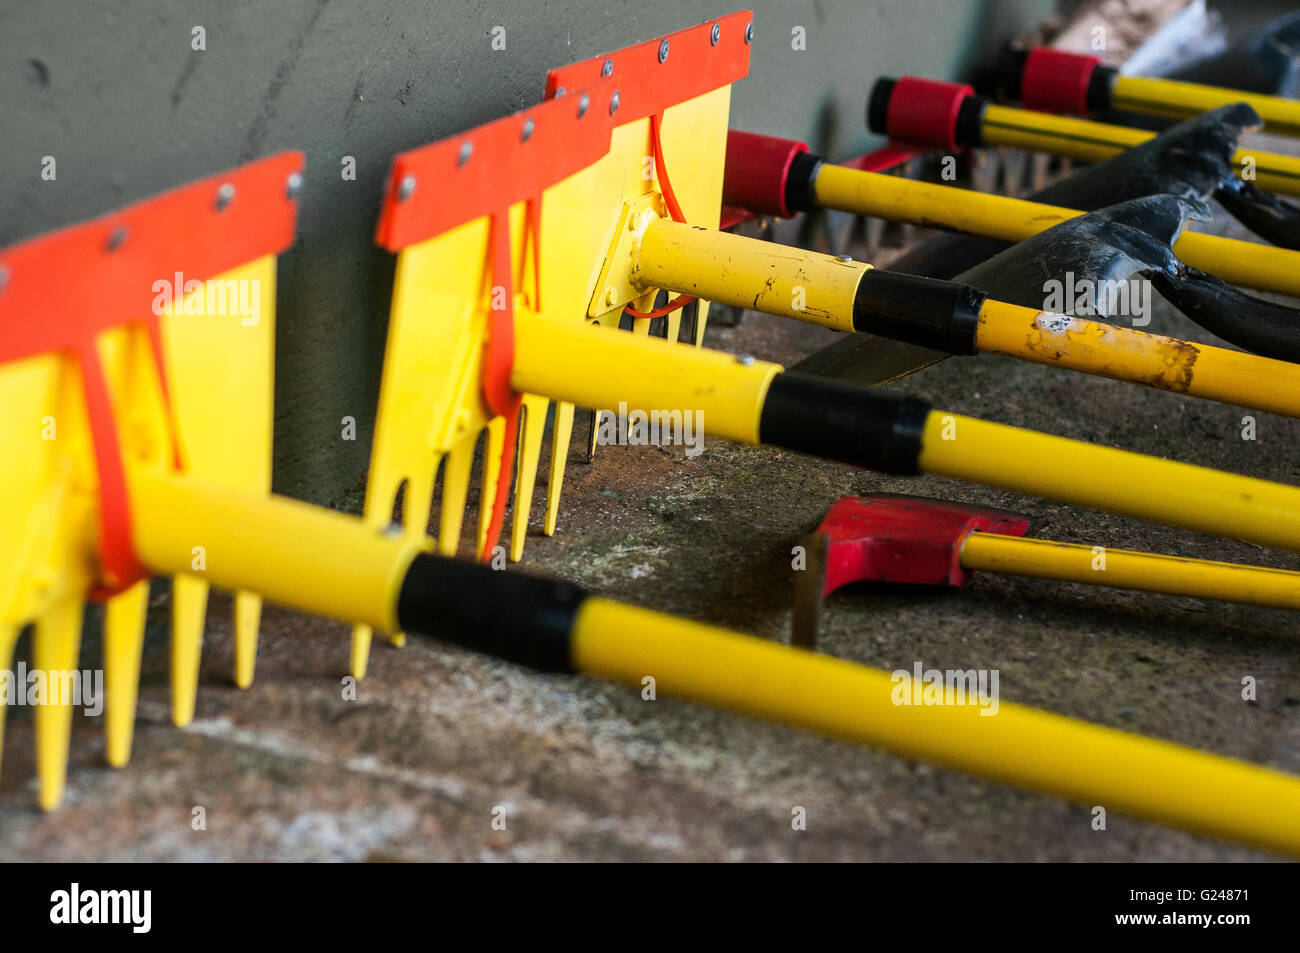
[792,495,1029,648]
[0,152,304,808]
[354,12,754,674]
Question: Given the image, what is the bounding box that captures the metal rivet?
[658,39,670,63]
[397,175,416,201]
[745,22,754,44]
[601,58,614,77]
[521,118,534,142]
[710,23,720,45]
[215,182,235,211]
[286,172,303,200]
[736,354,755,366]
[609,91,620,115]
[837,254,853,262]
[578,93,589,118]
[555,85,566,97]
[107,226,127,251]
[458,141,473,166]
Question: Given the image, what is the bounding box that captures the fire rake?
[1000,46,1300,137]
[723,128,1300,302]
[869,75,1300,198]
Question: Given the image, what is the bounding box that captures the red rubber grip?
[1021,47,1100,115]
[885,77,974,152]
[723,130,809,218]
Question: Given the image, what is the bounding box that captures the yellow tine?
[545,401,576,536]
[0,624,17,779]
[587,410,602,461]
[510,396,551,562]
[350,462,413,674]
[233,591,262,689]
[170,574,208,727]
[33,598,84,811]
[476,416,507,558]
[350,624,373,681]
[103,580,149,767]
[667,308,683,344]
[693,301,710,346]
[632,317,651,337]
[389,466,434,650]
[439,440,475,557]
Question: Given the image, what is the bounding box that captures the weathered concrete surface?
[2,199,1298,861]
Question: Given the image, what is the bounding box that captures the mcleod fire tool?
[793,495,1300,648]
[999,46,1300,138]
[723,118,1300,302]
[357,11,1300,683]
[11,162,1300,858]
[545,34,1300,403]
[868,75,1300,201]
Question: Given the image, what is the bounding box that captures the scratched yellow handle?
[974,300,1300,418]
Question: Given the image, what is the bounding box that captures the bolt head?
[457,141,473,166]
[601,58,614,77]
[658,39,670,63]
[106,226,127,251]
[397,175,416,202]
[521,117,535,142]
[0,265,8,291]
[837,254,853,262]
[736,353,756,366]
[711,22,721,45]
[215,182,235,211]
[286,171,303,199]
[745,22,754,44]
[609,90,620,115]
[578,93,589,118]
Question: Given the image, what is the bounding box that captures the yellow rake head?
[0,152,303,808]
[353,13,754,675]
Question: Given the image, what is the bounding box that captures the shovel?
[794,494,1300,648]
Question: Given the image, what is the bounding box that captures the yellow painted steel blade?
[33,597,84,811]
[545,401,576,537]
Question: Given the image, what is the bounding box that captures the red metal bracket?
[544,11,753,125]
[375,88,618,561]
[0,151,303,595]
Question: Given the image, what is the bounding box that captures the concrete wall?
[1,0,1052,504]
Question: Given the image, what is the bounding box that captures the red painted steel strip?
[375,89,617,253]
[544,10,753,125]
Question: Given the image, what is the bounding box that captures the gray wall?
[1,0,1052,504]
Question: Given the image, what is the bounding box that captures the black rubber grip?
[396,553,587,672]
[1087,65,1118,113]
[852,269,985,355]
[784,150,824,214]
[954,95,986,147]
[997,48,1029,102]
[758,372,931,475]
[867,78,896,135]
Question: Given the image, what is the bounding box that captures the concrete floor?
[3,192,1299,864]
